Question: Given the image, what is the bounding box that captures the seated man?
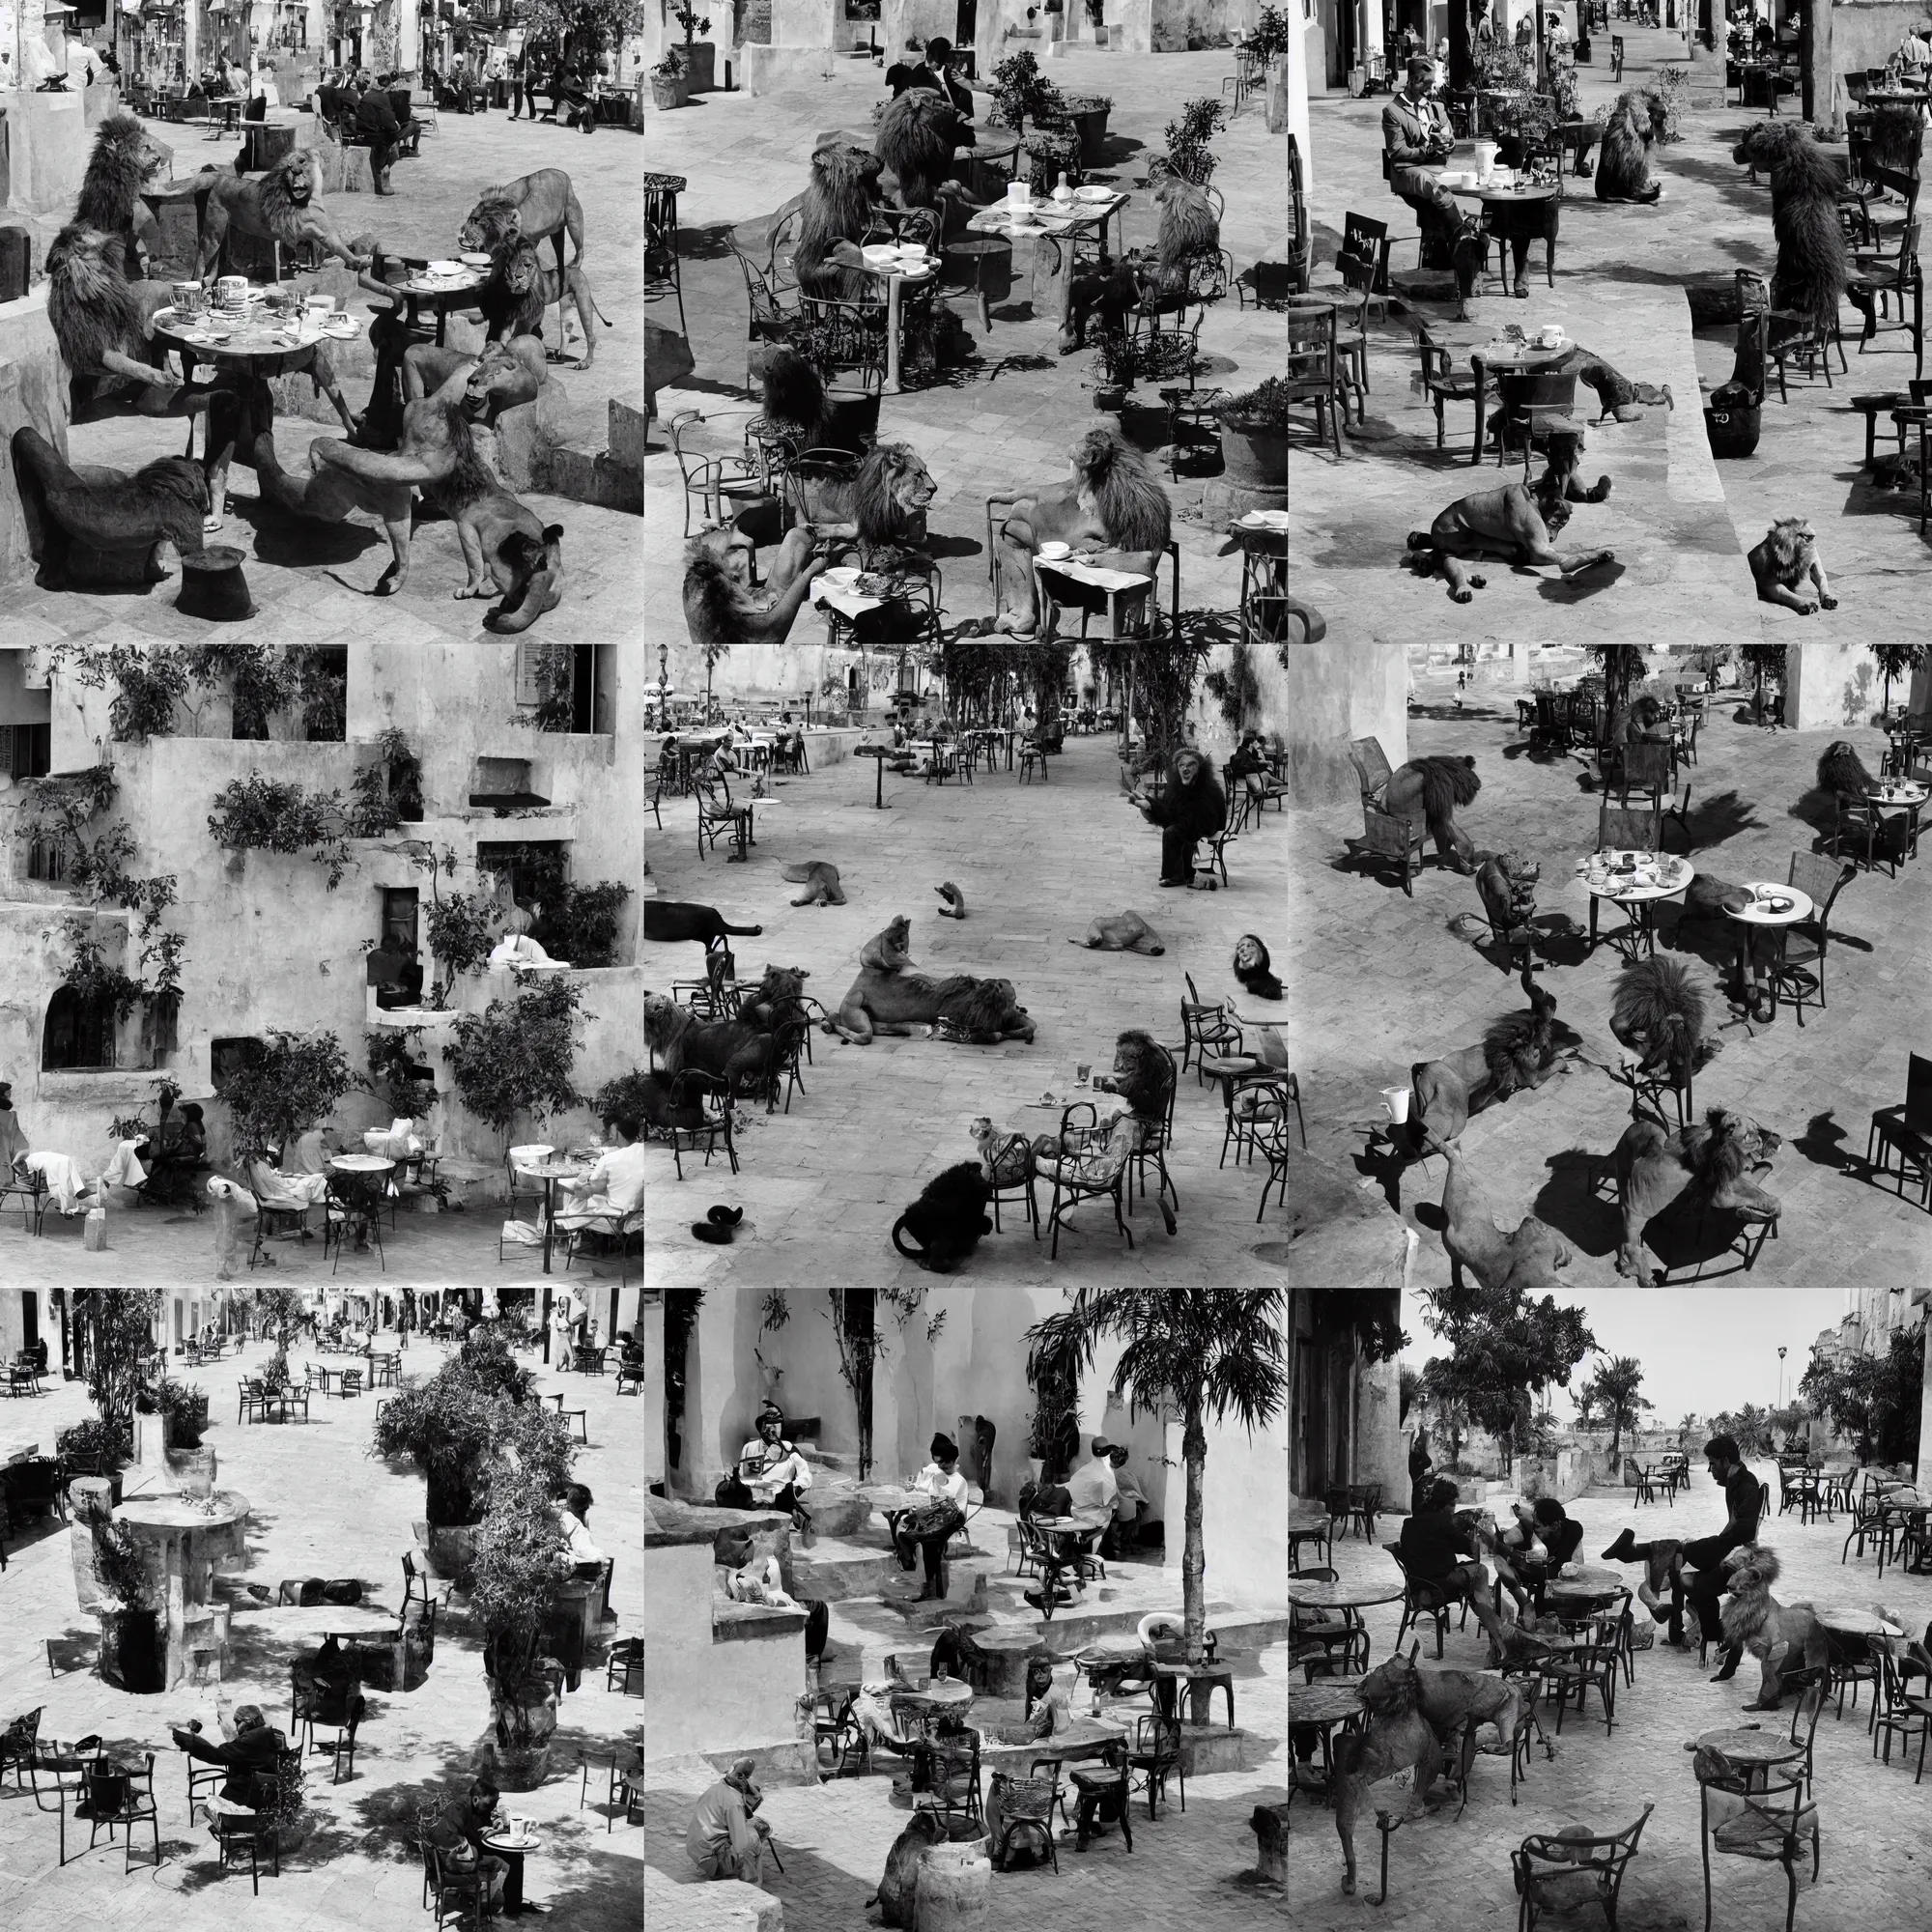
[1381,58,1463,269]
[554,1122,647,1243]
[1065,1435,1121,1520]
[426,1776,517,1915]
[137,1102,208,1205]
[169,1697,287,1831]
[1397,1477,1512,1653]
[1104,1444,1153,1555]
[247,1149,328,1210]
[718,1406,814,1528]
[686,1759,772,1884]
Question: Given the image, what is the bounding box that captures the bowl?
[1038,541,1071,560]
[426,259,463,275]
[818,567,861,589]
[1075,184,1114,202]
[861,243,898,269]
[459,251,492,269]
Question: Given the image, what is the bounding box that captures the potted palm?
[671,5,715,94]
[1215,378,1290,489]
[650,48,687,110]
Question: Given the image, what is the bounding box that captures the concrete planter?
[650,74,689,109]
[1218,420,1288,490]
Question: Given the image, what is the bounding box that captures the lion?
[1329,1654,1445,1895]
[1816,740,1876,800]
[73,111,171,279]
[1596,88,1667,202]
[1611,1107,1782,1285]
[828,938,1035,1046]
[1403,466,1615,604]
[475,231,548,343]
[1063,177,1220,349]
[1747,518,1836,615]
[993,430,1172,634]
[859,917,916,973]
[684,526,824,647]
[794,143,884,299]
[11,426,207,590]
[1410,965,1564,1150]
[247,363,563,627]
[1575,353,1674,424]
[1437,1139,1573,1290]
[194,148,371,279]
[1716,1544,1831,1711]
[1474,848,1541,951]
[892,1162,994,1272]
[876,88,961,208]
[1384,754,1481,871]
[1359,1648,1522,1817]
[44,222,200,416]
[643,966,811,1096]
[1609,957,1722,1097]
[1068,911,1164,953]
[456,166,585,286]
[1731,120,1847,334]
[796,441,938,560]
[781,861,846,906]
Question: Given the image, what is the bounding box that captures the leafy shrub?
[989,48,1061,132]
[1218,377,1292,432]
[158,1378,210,1449]
[58,1414,133,1469]
[425,892,502,998]
[216,1030,364,1162]
[471,1465,572,1746]
[444,977,584,1138]
[591,1070,656,1133]
[367,1028,438,1118]
[207,774,354,888]
[542,880,631,968]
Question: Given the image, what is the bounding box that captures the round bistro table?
[1288,1577,1406,1612]
[1290,1676,1367,1804]
[1577,850,1694,958]
[523,1159,587,1274]
[1692,1723,1804,1791]
[1445,178,1562,298]
[1723,882,1814,1022]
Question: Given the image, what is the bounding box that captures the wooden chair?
[1866,1052,1932,1207]
[1767,851,1852,1025]
[1417,336,1483,457]
[1385,1541,1470,1660]
[1694,1753,1818,1927]
[1492,367,1581,480]
[1846,217,1924,379]
[1513,1802,1653,1931]
[1613,737,1675,808]
[1340,210,1395,312]
[665,1074,738,1182]
[1179,974,1243,1084]
[1328,270,1373,423]
[1285,298,1344,455]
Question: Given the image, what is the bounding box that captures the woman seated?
[247,1149,328,1208]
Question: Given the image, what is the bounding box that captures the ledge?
[643,1493,791,1548]
[712,1599,808,1641]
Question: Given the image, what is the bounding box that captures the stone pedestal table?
[111,1490,251,1690]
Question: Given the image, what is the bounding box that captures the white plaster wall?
[642,1299,668,1488]
[643,1541,806,1754]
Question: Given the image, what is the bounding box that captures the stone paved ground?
[639,730,1292,1287]
[1284,688,1931,1290]
[1288,1474,1932,1929]
[0,1336,643,1930]
[21,106,642,654]
[1293,28,1932,646]
[641,1639,1289,1932]
[640,48,1285,651]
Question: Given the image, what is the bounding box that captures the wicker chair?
[1512,1801,1653,1931]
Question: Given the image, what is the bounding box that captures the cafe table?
[1443,176,1563,298]
[965,187,1129,324]
[523,1159,587,1274]
[480,1819,543,1903]
[1035,554,1156,640]
[1290,1676,1368,1802]
[1577,849,1694,959]
[1864,778,1928,866]
[1289,1507,1333,1569]
[1691,1722,1804,1791]
[856,244,939,395]
[1722,881,1814,1022]
[1287,1574,1406,1612]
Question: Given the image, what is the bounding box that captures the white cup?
[216,275,247,305]
[1006,180,1028,207]
[1381,1086,1411,1125]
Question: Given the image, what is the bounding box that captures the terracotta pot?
[1218,421,1289,489]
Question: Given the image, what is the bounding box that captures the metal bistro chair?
[1122,1038,1180,1229]
[1385,1539,1471,1660]
[1037,1103,1141,1260]
[1492,368,1582,482]
[1286,297,1345,455]
[1513,1801,1653,1932]
[1418,335,1485,457]
[643,171,689,338]
[1866,1052,1932,1208]
[736,250,799,398]
[322,1174,384,1273]
[1767,850,1853,1026]
[1179,973,1243,1084]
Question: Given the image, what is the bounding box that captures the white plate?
[459,251,492,268]
[322,318,361,339]
[861,244,898,269]
[1037,542,1071,560]
[1074,184,1114,202]
[818,567,861,589]
[427,259,463,275]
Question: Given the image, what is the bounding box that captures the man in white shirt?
[896,1434,970,1602]
[554,1127,647,1232]
[1065,1436,1122,1517]
[722,1406,813,1526]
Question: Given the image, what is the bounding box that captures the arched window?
[42,986,118,1070]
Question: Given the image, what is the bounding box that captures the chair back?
[1348,735,1394,801]
[1620,739,1673,796]
[1597,803,1662,851]
[1287,298,1337,384]
[1906,1052,1932,1135]
[1495,367,1578,421]
[1785,850,1845,926]
[1342,210,1391,284]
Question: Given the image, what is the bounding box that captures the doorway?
[664,1290,702,1488]
[20,1291,37,1355]
[955,0,976,50]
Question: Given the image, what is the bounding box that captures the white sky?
[1401,1287,1851,1427]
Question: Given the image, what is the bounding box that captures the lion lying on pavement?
[1404,461,1615,603]
[828,920,1035,1045]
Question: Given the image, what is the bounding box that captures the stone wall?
[1787,636,1883,731]
[0,89,91,217]
[1283,629,1407,808]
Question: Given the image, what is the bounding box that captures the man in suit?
[1383,58,1463,262]
[355,70,401,195]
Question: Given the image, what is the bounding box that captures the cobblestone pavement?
[1293,27,1931,647]
[642,1639,1288,1932]
[1285,690,1931,1290]
[640,48,1284,655]
[1289,1475,1932,1929]
[0,1337,643,1930]
[639,731,1292,1286]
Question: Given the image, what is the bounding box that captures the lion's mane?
[478,236,546,338]
[1609,956,1717,1086]
[1154,181,1220,276]
[796,144,879,299]
[876,89,960,208]
[1732,121,1846,330]
[1108,1028,1174,1121]
[852,443,934,547]
[422,404,496,519]
[682,539,754,644]
[75,112,162,234]
[1073,429,1172,554]
[1817,739,1875,800]
[258,150,320,244]
[45,224,140,379]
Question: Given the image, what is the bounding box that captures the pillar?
[1449,0,1471,92]
[1362,0,1383,65]
[1287,0,1315,198]
[641,1298,666,1489]
[1801,0,1829,128]
[1918,1321,1932,1490]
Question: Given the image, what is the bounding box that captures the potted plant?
[1251,4,1292,62]
[1160,97,1225,185]
[784,314,883,452]
[471,1467,572,1789]
[1025,127,1083,195]
[1094,326,1134,409]
[158,1377,216,1497]
[987,48,1059,135]
[57,1415,130,1503]
[754,1288,789,1403]
[671,5,714,95]
[1055,92,1112,166]
[1216,378,1290,489]
[91,1520,164,1693]
[650,48,687,110]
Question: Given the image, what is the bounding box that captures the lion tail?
[891,1213,924,1262]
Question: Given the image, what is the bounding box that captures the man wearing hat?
[686,1757,772,1882]
[170,1695,287,1824]
[1065,1435,1122,1518]
[1382,59,1463,266]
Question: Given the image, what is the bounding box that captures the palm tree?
[1580,1355,1653,1466]
[1023,1289,1287,1676]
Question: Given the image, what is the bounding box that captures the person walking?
[355,70,401,194]
[1602,1433,1762,1672]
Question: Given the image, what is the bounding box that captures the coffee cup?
[1076,1063,1092,1086]
[1006,181,1029,207]
[172,281,204,313]
[216,274,247,304]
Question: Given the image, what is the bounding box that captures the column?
[641,1298,666,1488]
[1362,0,1383,65]
[1800,0,1829,127]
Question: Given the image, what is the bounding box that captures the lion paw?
[454,582,496,600]
[1795,601,1816,616]
[1468,573,1487,588]
[1451,587,1473,603]
[1821,594,1839,610]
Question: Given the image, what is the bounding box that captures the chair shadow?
[1530,1146,1625,1259]
[678,222,736,262]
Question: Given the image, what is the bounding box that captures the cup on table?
[1076,1062,1092,1086]
[1006,180,1029,208]
[216,275,247,303]
[172,280,205,314]
[305,293,334,316]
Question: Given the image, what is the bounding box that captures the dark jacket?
[1399,1505,1476,1583]
[1145,769,1227,839]
[1382,91,1453,170]
[356,88,401,140]
[175,1721,285,1806]
[1540,1516,1584,1571]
